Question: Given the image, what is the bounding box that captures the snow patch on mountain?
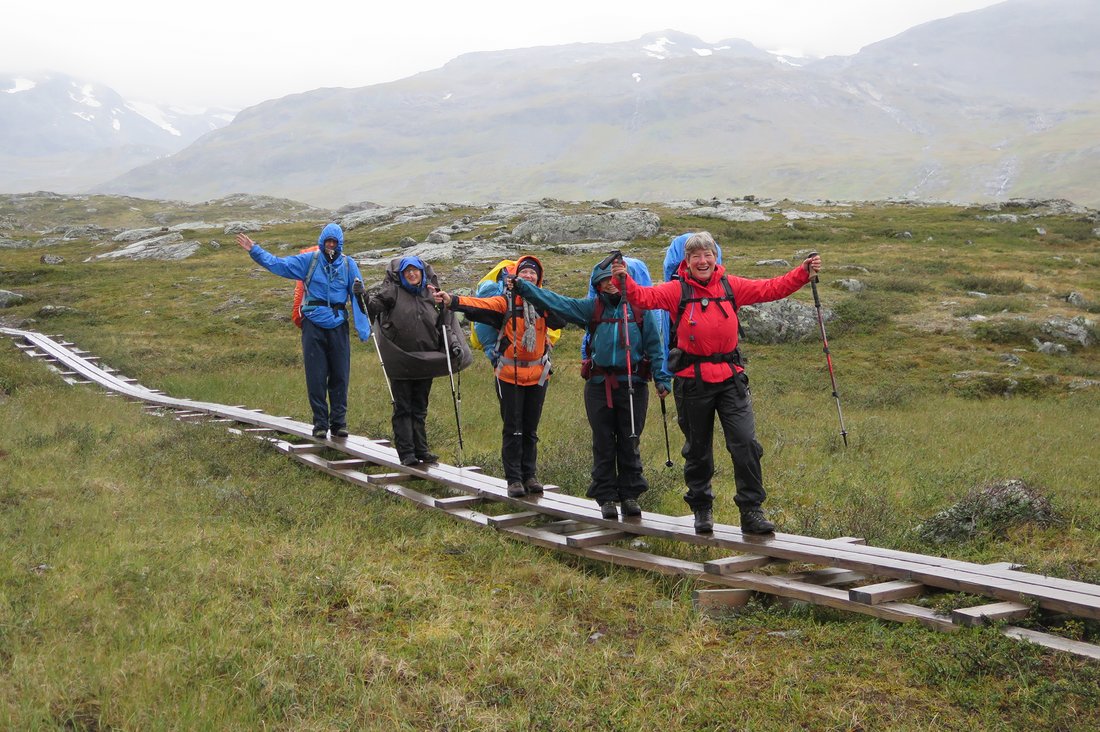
[125,100,182,136]
[4,78,36,93]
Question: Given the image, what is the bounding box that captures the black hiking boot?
[331,426,349,439]
[400,455,420,467]
[416,452,439,464]
[599,501,619,520]
[740,509,776,535]
[621,499,642,517]
[693,508,714,534]
[523,478,544,495]
[312,427,328,439]
[507,481,527,498]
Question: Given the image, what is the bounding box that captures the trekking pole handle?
[807,251,822,307]
[597,249,623,271]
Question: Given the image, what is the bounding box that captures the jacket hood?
[317,223,345,256]
[664,232,722,282]
[397,255,428,294]
[513,255,544,287]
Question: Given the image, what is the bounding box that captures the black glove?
[352,279,365,296]
[366,298,382,320]
[451,345,463,360]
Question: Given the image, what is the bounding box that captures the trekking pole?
[807,252,848,447]
[608,251,639,443]
[659,395,674,467]
[355,282,395,406]
[441,321,465,464]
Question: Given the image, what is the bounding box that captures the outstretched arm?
[512,279,593,326]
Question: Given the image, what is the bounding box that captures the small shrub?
[916,479,1061,545]
[955,275,1027,295]
[953,296,1029,317]
[973,319,1044,345]
[870,276,926,294]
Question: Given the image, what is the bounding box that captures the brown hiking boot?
[621,499,642,517]
[507,481,527,498]
[523,478,544,494]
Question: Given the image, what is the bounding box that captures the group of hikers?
[236,225,822,535]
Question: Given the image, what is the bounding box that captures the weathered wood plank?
[779,567,868,587]
[488,511,542,528]
[565,529,632,548]
[952,602,1032,627]
[433,495,484,509]
[850,580,926,605]
[704,554,776,575]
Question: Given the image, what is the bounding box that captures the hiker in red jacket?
[612,232,821,534]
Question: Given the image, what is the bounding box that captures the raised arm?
[513,279,594,327]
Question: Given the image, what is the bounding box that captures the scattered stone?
[1065,292,1086,307]
[896,231,913,239]
[782,210,833,220]
[114,227,166,242]
[223,221,263,235]
[917,479,1060,544]
[398,236,417,248]
[739,299,827,344]
[512,209,659,244]
[85,233,200,262]
[36,305,75,317]
[999,353,1021,365]
[0,238,34,249]
[602,198,623,209]
[967,291,989,299]
[838,264,871,273]
[426,231,451,244]
[1041,315,1094,347]
[1068,379,1100,391]
[0,290,25,308]
[1035,227,1047,235]
[754,259,790,267]
[1033,340,1068,356]
[834,278,865,293]
[40,254,64,265]
[686,205,771,223]
[980,214,1019,224]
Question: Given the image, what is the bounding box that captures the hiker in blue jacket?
[236,223,371,439]
[511,260,672,520]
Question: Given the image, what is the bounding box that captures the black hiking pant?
[673,374,765,513]
[391,377,433,461]
[497,379,547,484]
[584,378,649,503]
[301,319,350,432]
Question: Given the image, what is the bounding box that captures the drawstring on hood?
[318,222,345,262]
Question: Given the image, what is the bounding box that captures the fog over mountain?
[10,0,1100,208]
[0,72,233,193]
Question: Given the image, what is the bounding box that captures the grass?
[1,195,1099,729]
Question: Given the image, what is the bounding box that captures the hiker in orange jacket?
[434,256,567,497]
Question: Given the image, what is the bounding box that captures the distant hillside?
[0,72,234,194]
[58,1,1100,207]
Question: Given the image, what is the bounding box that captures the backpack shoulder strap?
[303,250,322,291]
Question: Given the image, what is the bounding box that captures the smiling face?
[516,267,539,284]
[685,247,717,282]
[597,277,619,295]
[402,266,423,286]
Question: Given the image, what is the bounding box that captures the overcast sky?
[5,0,1005,110]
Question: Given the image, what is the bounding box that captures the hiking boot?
[331,426,349,439]
[740,509,776,535]
[693,508,714,534]
[621,499,642,517]
[312,427,328,439]
[400,455,420,467]
[523,478,544,495]
[416,452,439,464]
[599,501,618,520]
[507,481,527,498]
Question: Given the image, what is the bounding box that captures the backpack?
[468,259,561,355]
[581,256,652,360]
[291,246,320,327]
[580,295,651,381]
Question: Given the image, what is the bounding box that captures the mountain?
[0,72,234,193]
[93,1,1100,207]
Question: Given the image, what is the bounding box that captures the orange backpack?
[291,246,320,328]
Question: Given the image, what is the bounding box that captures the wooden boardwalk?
[5,326,1100,661]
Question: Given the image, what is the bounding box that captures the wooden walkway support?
[4,327,1100,661]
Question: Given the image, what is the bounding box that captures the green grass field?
[2,197,1098,729]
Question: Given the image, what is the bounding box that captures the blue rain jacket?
[248,222,371,341]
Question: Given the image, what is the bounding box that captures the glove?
[451,346,463,360]
[352,279,365,296]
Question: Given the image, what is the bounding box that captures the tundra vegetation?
[1,195,1098,730]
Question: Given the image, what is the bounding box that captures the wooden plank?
[850,580,926,605]
[566,529,632,548]
[831,536,867,545]
[1001,627,1100,661]
[780,567,868,587]
[704,554,776,575]
[489,511,541,528]
[366,472,407,484]
[986,561,1024,570]
[952,601,1032,627]
[326,458,369,470]
[541,520,593,535]
[243,427,275,434]
[434,495,484,509]
[692,588,753,615]
[282,443,323,454]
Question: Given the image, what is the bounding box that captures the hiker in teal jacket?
[512,260,672,520]
[236,223,370,439]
